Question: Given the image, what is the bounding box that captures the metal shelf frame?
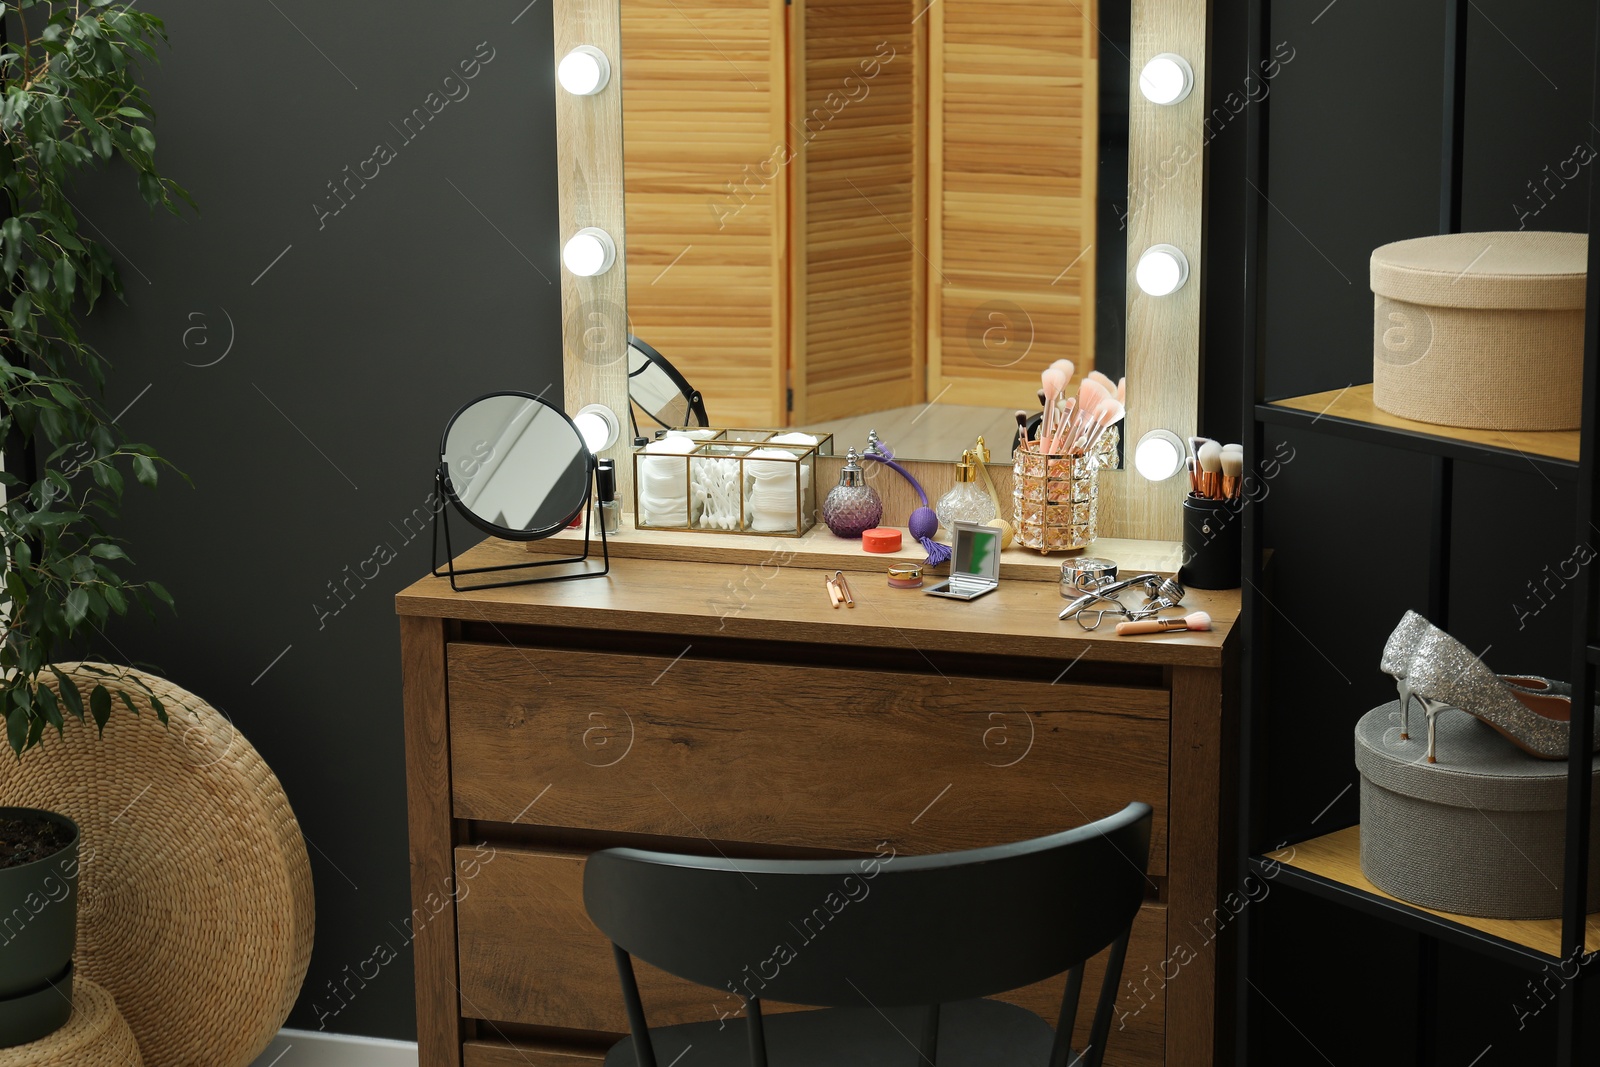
[1234,0,1600,1063]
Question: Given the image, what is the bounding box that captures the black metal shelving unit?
[1235,0,1600,1063]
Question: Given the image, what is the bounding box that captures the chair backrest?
[583,802,1151,1011]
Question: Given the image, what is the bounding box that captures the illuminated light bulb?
[1134,429,1187,482]
[574,404,620,453]
[563,228,617,277]
[558,46,610,96]
[1135,244,1189,297]
[1139,53,1194,105]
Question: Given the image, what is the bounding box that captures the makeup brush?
[1187,456,1200,496]
[1115,611,1213,636]
[1015,409,1031,447]
[1221,450,1243,500]
[1051,398,1077,454]
[1086,370,1117,393]
[1070,378,1110,450]
[1050,359,1076,380]
[1040,366,1069,453]
[1116,376,1126,404]
[1077,397,1125,454]
[1197,440,1223,499]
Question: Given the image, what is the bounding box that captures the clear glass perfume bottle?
[936,449,998,530]
[822,447,883,538]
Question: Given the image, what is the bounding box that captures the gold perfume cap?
[955,449,978,482]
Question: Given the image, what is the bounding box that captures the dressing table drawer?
[446,642,1171,871]
[456,846,1168,1067]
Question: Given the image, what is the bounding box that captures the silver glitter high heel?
[1405,629,1594,763]
[1379,610,1573,740]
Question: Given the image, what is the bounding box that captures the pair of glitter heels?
[1379,610,1589,763]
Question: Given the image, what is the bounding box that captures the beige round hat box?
[1371,231,1587,430]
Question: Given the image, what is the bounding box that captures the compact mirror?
[628,336,708,437]
[432,392,609,590]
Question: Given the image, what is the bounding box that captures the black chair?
[583,802,1153,1067]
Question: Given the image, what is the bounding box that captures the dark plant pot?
[0,808,79,1047]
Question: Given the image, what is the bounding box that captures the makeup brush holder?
[1011,431,1116,554]
[1179,495,1241,590]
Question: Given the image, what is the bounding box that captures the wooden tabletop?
[397,538,1239,668]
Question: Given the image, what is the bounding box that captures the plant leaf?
[132,454,157,488]
[89,685,111,734]
[6,706,27,756]
[36,685,63,732]
[49,668,84,722]
[65,588,90,626]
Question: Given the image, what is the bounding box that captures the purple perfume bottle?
[822,447,883,538]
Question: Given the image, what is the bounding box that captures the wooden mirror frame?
[553,0,1206,541]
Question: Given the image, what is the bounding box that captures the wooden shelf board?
[1266,383,1580,465]
[1266,825,1600,959]
[527,518,1185,584]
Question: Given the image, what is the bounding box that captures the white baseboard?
[250,1028,419,1067]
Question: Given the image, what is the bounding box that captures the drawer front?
[457,847,1167,1067]
[447,643,1169,869]
[463,1042,604,1066]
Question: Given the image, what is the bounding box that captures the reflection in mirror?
[627,336,709,439]
[619,0,1130,461]
[440,393,591,540]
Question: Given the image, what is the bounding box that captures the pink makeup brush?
[1086,370,1116,392]
[1116,376,1126,404]
[1040,365,1069,452]
[1050,359,1076,381]
[1047,398,1076,453]
[1068,378,1110,451]
[1115,611,1212,636]
[1084,398,1125,452]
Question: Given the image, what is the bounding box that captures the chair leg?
[612,944,659,1067]
[1048,965,1085,1067]
[1081,931,1132,1067]
[746,997,769,1067]
[916,1003,940,1065]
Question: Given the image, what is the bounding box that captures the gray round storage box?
[1355,701,1600,919]
[1371,231,1587,430]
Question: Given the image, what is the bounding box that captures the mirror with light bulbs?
[552,0,1206,540]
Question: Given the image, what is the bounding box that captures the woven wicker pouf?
[0,978,142,1067]
[0,665,313,1067]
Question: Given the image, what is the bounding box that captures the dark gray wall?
[1204,0,1599,1062]
[72,0,562,1038]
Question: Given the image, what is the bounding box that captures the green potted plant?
[0,0,189,1045]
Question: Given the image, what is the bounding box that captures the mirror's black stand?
[430,464,611,592]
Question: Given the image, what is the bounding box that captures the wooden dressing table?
[397,536,1238,1067]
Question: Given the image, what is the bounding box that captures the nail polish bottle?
[595,459,620,535]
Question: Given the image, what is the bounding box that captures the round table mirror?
[439,392,592,541]
[629,336,708,434]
